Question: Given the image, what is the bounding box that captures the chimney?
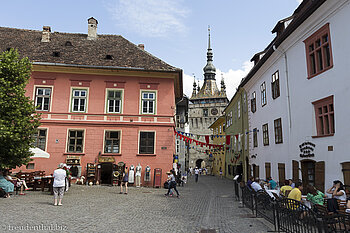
[41,26,51,42]
[87,17,98,40]
[138,44,145,50]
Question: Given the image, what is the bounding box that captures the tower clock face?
[211,108,218,115]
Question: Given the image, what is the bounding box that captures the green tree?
[0,49,41,169]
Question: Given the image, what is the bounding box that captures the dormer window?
[52,51,61,57]
[105,55,113,60]
[65,41,73,46]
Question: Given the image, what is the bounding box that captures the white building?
[241,0,350,192]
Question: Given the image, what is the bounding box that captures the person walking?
[194,167,199,183]
[219,167,223,179]
[120,167,128,194]
[165,170,179,197]
[53,163,67,206]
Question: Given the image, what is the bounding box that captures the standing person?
[165,170,179,197]
[53,163,67,206]
[120,167,128,194]
[219,167,223,179]
[194,167,199,183]
[165,171,173,196]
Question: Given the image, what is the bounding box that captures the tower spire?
[203,25,216,80]
[191,74,197,98]
[208,25,211,50]
[220,73,226,96]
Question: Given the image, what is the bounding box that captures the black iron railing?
[238,186,350,233]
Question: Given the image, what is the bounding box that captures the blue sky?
[1,0,302,98]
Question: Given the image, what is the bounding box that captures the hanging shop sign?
[299,141,316,158]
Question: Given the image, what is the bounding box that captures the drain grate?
[199,229,217,233]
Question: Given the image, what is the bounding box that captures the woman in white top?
[53,163,67,206]
[326,180,347,201]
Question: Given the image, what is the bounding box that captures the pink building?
[1,18,182,185]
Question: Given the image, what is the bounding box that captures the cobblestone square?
[0,176,271,233]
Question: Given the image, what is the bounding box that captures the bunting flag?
[173,129,224,149]
[205,136,210,144]
[226,135,231,145]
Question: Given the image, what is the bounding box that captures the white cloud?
[183,61,253,100]
[108,0,189,37]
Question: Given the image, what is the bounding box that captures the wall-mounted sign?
[98,156,115,163]
[299,141,316,158]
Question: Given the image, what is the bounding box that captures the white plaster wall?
[244,0,350,187]
[286,0,350,187]
[245,55,291,181]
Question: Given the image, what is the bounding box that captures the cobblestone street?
[0,175,271,233]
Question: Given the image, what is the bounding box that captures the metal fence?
[239,186,350,233]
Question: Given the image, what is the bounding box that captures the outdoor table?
[32,176,53,194]
[301,195,312,208]
[266,189,280,199]
[41,176,54,194]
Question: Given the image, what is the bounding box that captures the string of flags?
[175,129,259,141]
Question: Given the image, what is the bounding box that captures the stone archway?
[196,159,203,168]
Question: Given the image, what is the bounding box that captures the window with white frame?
[251,92,256,113]
[271,71,280,99]
[243,92,247,113]
[141,91,156,114]
[253,128,258,147]
[67,130,84,153]
[261,82,267,107]
[72,89,87,112]
[176,139,180,154]
[32,129,47,151]
[35,87,51,111]
[104,131,120,153]
[262,123,269,146]
[238,101,241,118]
[107,90,122,113]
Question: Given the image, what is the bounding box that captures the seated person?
[267,177,277,190]
[280,180,293,196]
[288,181,303,202]
[306,184,326,205]
[251,178,262,192]
[0,171,14,198]
[346,197,350,213]
[326,180,347,201]
[289,179,295,188]
[4,170,28,195]
[246,176,254,190]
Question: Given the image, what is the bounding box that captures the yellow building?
[209,116,225,177]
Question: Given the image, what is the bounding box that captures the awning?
[30,147,50,158]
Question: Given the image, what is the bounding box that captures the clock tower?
[188,27,228,171]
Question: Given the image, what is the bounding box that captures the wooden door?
[292,160,299,182]
[315,161,325,192]
[278,163,286,185]
[265,162,271,180]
